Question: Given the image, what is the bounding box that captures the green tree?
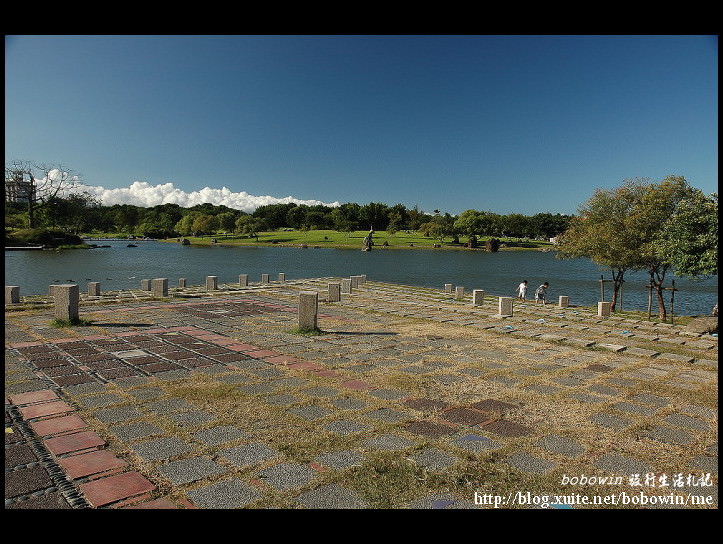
[656,191,718,279]
[556,180,648,312]
[174,213,200,236]
[359,202,390,231]
[217,211,240,234]
[557,176,697,319]
[235,215,268,241]
[191,214,219,236]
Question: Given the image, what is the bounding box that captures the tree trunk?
[609,269,625,312]
[649,267,669,321]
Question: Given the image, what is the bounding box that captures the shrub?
[485,237,500,252]
[6,228,86,248]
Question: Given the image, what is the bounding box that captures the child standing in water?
[516,280,528,301]
[535,282,549,305]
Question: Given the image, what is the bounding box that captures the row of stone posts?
[138,273,286,291]
[444,284,579,318]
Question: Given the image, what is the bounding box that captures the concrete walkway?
[5,279,717,509]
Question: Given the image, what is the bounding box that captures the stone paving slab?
[5,279,717,509]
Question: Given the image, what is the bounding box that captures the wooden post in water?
[664,280,678,325]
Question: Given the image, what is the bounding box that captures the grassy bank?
[155,229,555,251]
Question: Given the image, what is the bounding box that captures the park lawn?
[166,230,554,251]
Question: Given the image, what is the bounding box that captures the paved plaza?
[5,278,718,509]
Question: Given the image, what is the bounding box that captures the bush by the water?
[5,228,86,248]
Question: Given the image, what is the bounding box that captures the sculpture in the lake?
[362,230,374,251]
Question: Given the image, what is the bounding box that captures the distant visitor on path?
[516,280,528,301]
[534,282,549,305]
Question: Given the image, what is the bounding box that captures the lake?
[5,240,718,317]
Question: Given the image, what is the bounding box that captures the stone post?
[54,284,79,322]
[6,286,20,304]
[350,276,361,288]
[328,282,341,302]
[88,282,101,296]
[498,297,514,317]
[278,273,285,282]
[444,283,453,294]
[152,278,168,297]
[298,291,319,330]
[455,286,465,300]
[239,274,248,287]
[598,301,612,317]
[179,278,187,288]
[361,275,367,283]
[141,279,151,291]
[341,278,352,294]
[472,289,485,306]
[558,296,569,308]
[261,274,270,284]
[206,276,218,290]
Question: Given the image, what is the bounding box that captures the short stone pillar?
[350,276,361,288]
[278,273,285,282]
[239,274,248,287]
[6,286,20,304]
[444,283,453,294]
[54,284,79,322]
[361,275,367,283]
[179,278,187,288]
[341,278,352,294]
[298,291,319,330]
[88,282,101,296]
[472,289,485,306]
[558,296,569,308]
[498,296,514,317]
[141,279,151,291]
[152,278,168,297]
[206,276,218,290]
[455,286,465,300]
[261,274,270,284]
[598,301,612,317]
[328,282,341,302]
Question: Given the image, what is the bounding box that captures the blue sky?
[5,35,718,216]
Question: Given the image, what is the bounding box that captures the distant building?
[5,172,32,203]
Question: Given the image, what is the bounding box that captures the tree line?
[5,162,572,241]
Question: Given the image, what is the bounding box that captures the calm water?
[5,240,718,316]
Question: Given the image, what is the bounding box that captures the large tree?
[656,190,718,279]
[5,161,82,228]
[557,176,699,320]
[556,179,646,311]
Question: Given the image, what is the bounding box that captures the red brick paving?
[340,379,375,391]
[404,420,458,439]
[79,472,156,507]
[57,450,128,480]
[440,407,492,427]
[18,400,74,419]
[9,389,59,405]
[482,420,534,437]
[44,430,106,455]
[29,414,89,437]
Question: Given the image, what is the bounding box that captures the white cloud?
[68,181,340,212]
